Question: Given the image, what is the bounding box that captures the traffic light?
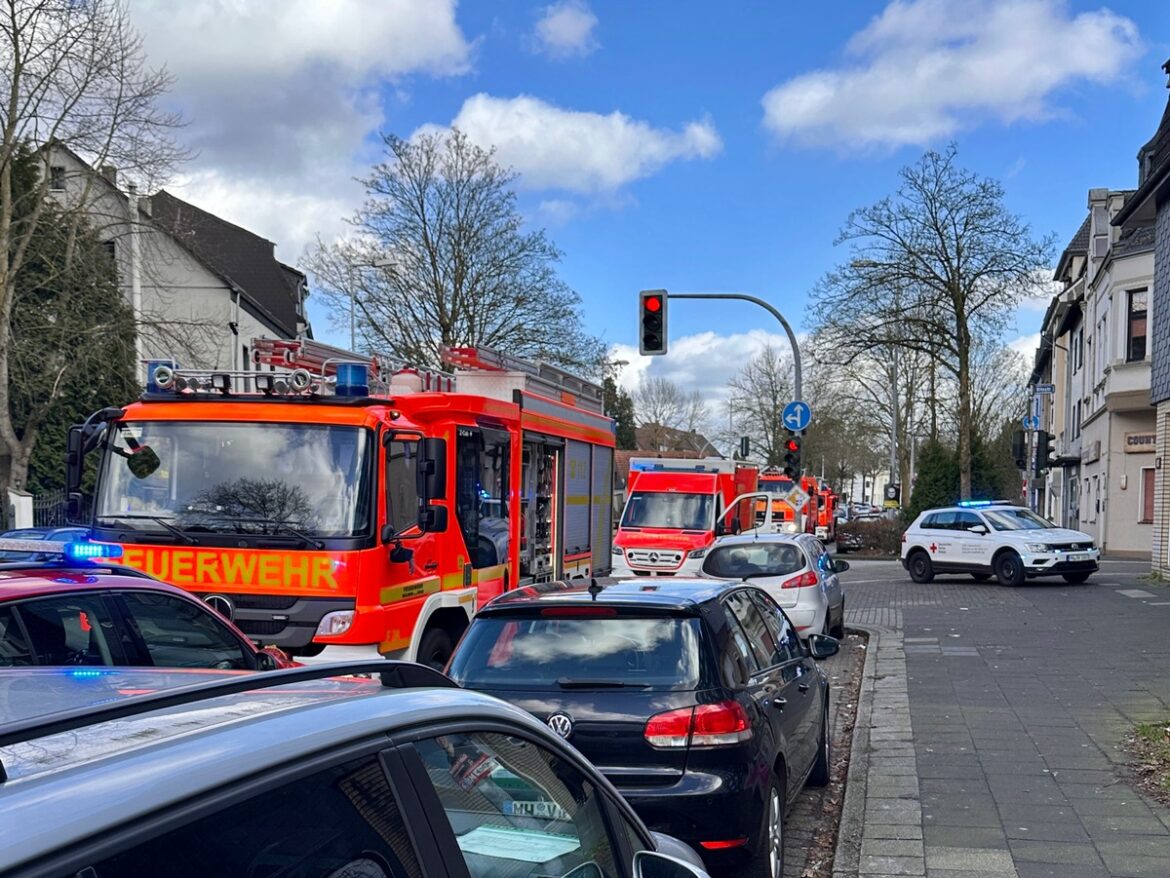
[1033,431,1056,476]
[782,431,802,478]
[738,436,750,459]
[1011,430,1027,470]
[639,290,668,356]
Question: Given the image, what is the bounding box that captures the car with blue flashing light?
[0,661,711,878]
[446,577,840,878]
[900,501,1100,586]
[0,537,294,670]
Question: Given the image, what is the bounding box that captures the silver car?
[700,533,847,639]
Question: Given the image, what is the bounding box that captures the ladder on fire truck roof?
[251,338,456,393]
[441,345,604,412]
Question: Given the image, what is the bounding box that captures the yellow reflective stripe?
[379,577,441,605]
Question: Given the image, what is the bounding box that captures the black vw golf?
[446,578,838,878]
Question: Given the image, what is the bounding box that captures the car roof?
[481,576,738,614]
[712,533,817,548]
[0,665,557,872]
[0,567,181,601]
[915,503,1023,517]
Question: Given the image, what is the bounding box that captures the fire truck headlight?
[611,545,623,557]
[688,547,707,559]
[316,611,355,637]
[782,522,799,534]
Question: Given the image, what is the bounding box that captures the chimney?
[99,164,117,185]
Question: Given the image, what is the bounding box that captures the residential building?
[1114,59,1170,573]
[1041,193,1155,556]
[44,144,309,379]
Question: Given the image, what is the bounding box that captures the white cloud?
[761,0,1143,149]
[422,94,721,194]
[127,0,475,257]
[1008,332,1043,356]
[610,329,800,403]
[534,0,599,59]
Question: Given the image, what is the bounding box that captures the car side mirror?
[633,850,710,877]
[967,525,988,535]
[807,633,840,660]
[255,650,279,671]
[832,559,850,573]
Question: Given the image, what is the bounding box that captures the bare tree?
[0,0,186,491]
[811,145,1052,497]
[633,376,708,450]
[727,345,793,466]
[306,130,603,373]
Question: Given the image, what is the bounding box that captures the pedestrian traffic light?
[1033,431,1056,476]
[1011,430,1027,470]
[639,290,668,356]
[782,431,802,478]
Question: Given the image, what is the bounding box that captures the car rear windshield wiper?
[556,678,653,689]
[100,514,198,546]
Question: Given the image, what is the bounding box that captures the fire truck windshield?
[95,421,373,539]
[760,479,794,494]
[620,491,714,531]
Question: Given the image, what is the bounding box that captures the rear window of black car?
[448,614,703,691]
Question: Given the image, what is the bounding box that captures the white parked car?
[700,533,847,639]
[901,502,1100,586]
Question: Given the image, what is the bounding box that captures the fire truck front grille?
[235,619,287,636]
[226,594,299,610]
[626,549,684,569]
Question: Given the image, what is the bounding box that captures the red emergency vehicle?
[612,458,760,576]
[66,340,615,667]
[755,469,833,539]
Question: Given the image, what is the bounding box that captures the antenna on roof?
[588,578,603,601]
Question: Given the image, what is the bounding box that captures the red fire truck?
[611,458,764,577]
[756,469,832,539]
[66,340,615,667]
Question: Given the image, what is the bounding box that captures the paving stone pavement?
[833,559,1170,878]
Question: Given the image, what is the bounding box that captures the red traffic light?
[785,438,799,453]
[644,295,662,313]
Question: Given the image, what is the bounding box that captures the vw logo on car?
[546,712,573,739]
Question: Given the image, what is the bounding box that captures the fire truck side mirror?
[417,438,448,502]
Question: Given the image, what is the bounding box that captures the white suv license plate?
[1066,552,1090,562]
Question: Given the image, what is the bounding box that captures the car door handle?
[772,697,787,709]
[798,683,810,693]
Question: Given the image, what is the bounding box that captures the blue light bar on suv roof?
[957,500,992,507]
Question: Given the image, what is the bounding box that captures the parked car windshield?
[96,421,373,538]
[620,491,713,530]
[702,542,807,579]
[983,508,1056,531]
[448,614,703,690]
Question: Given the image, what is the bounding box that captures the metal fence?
[33,489,70,528]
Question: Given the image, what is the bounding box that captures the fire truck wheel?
[417,627,454,670]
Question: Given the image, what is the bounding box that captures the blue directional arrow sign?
[783,400,811,432]
[1022,414,1040,430]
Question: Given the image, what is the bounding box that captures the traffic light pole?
[668,293,803,401]
[669,292,805,533]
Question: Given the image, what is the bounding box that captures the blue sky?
[129,0,1170,398]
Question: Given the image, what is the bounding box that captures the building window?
[1141,467,1156,524]
[1072,327,1084,373]
[49,165,65,191]
[1127,289,1148,362]
[102,240,116,264]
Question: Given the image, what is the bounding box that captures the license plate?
[1067,552,1090,562]
[503,800,570,820]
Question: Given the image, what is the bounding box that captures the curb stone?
[831,623,878,878]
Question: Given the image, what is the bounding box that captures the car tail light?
[644,701,752,749]
[901,532,907,542]
[699,838,749,850]
[781,570,819,589]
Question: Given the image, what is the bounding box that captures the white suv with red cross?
[901,502,1099,587]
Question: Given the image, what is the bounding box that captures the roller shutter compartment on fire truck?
[563,440,592,577]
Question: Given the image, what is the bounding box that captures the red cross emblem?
[929,543,937,553]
